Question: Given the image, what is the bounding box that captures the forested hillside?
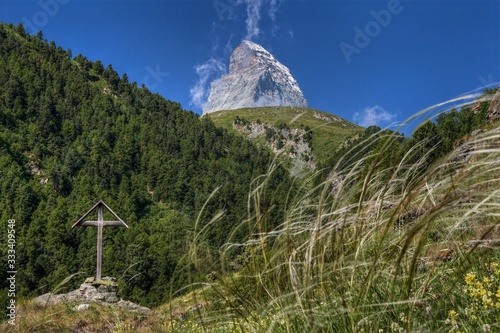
[322,92,493,185]
[0,23,293,308]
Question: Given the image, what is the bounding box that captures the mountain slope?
[207,106,363,174]
[0,23,293,308]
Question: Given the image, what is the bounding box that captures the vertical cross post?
[72,200,128,280]
[96,205,103,280]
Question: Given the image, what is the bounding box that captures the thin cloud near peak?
[189,58,227,110]
[353,105,397,128]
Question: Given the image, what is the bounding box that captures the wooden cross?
[72,200,128,280]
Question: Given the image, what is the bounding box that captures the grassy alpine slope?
[178,111,500,333]
[207,106,364,168]
[4,97,500,332]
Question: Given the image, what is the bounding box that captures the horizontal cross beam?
[78,221,128,227]
[72,200,128,279]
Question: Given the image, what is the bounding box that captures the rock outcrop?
[203,40,308,114]
[487,88,500,123]
[232,117,315,176]
[34,277,151,316]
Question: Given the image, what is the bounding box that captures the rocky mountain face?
[487,87,500,122]
[232,116,315,176]
[203,40,308,114]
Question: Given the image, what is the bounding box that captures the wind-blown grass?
[180,104,500,332]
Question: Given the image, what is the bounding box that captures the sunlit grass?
[208,106,363,165]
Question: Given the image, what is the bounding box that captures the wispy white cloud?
[268,0,279,21]
[189,58,227,110]
[241,0,262,40]
[353,105,397,127]
[238,0,281,41]
[254,95,282,107]
[224,34,235,56]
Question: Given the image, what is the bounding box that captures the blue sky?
[1,0,499,134]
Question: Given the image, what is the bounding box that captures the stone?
[105,294,119,303]
[34,292,66,306]
[34,278,151,316]
[74,304,91,311]
[116,300,152,316]
[97,284,116,292]
[84,277,95,284]
[203,40,308,114]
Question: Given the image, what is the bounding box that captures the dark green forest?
[0,23,293,308]
[321,94,492,185]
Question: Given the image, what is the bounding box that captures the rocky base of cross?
[34,276,151,316]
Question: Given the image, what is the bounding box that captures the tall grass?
[181,102,500,332]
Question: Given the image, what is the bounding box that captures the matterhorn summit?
[203,40,308,114]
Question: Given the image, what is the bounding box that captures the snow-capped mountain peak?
[203,40,308,114]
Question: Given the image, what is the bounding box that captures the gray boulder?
[34,277,151,316]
